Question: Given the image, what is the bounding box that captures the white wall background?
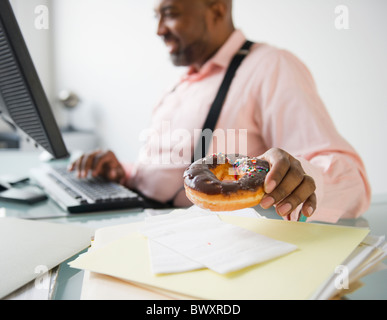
[9,0,387,197]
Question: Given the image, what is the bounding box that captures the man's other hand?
[69,150,126,184]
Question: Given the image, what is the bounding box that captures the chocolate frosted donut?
[184,153,270,211]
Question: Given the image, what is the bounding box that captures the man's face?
[154,0,213,67]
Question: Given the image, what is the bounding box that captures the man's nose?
[157,19,168,37]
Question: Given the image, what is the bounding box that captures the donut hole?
[210,164,240,182]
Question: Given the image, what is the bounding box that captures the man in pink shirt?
[71,0,371,223]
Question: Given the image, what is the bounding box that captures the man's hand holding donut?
[259,148,317,220]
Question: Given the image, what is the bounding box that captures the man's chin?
[170,53,190,67]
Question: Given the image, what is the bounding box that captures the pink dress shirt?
[127,30,371,223]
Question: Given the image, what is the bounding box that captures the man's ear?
[208,0,228,24]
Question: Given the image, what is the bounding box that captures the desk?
[1,150,386,300]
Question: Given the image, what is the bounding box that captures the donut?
[183,153,270,211]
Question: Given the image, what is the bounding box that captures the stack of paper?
[69,208,386,300]
[311,234,387,299]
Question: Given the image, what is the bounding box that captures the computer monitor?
[0,0,69,159]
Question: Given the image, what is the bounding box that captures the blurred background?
[2,0,386,199]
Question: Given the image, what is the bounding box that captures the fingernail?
[307,206,314,217]
[260,196,275,209]
[265,180,276,194]
[278,203,292,216]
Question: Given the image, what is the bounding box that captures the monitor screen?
[0,0,69,159]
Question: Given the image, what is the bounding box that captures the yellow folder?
[69,215,369,300]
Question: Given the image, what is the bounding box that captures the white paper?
[0,218,93,299]
[147,240,204,274]
[140,210,297,275]
[141,210,209,274]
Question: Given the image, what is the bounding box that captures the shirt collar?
[181,29,247,82]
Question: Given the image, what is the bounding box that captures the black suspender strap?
[192,40,254,163]
[164,40,254,208]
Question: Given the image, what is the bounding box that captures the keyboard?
[30,165,144,213]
